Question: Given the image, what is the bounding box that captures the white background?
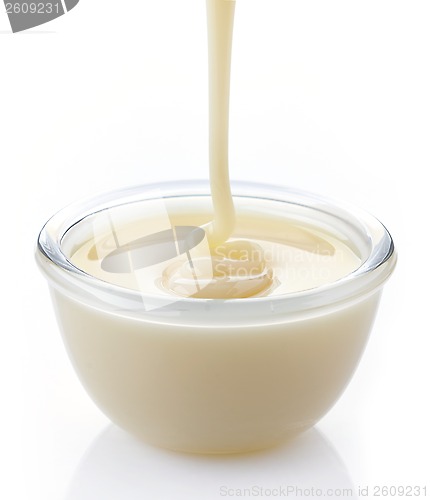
[1,1,429,499]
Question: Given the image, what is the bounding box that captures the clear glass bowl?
[36,181,396,453]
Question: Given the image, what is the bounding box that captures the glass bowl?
[36,180,396,453]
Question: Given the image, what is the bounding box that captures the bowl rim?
[36,180,396,323]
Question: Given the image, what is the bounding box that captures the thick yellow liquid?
[43,0,390,455]
[206,0,236,246]
[70,198,361,299]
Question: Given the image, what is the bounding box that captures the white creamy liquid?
[206,0,236,246]
[47,0,384,453]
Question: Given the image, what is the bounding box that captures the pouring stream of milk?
[71,0,354,300]
[206,0,236,247]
